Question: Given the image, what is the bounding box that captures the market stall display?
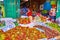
[0,26,47,40]
[0,0,60,40]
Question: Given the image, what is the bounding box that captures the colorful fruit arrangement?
[18,18,30,24]
[0,26,46,40]
[34,25,59,39]
[46,22,60,32]
[0,24,60,40]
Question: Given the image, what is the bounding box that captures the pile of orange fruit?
[0,25,60,40]
[18,18,30,24]
[0,26,46,40]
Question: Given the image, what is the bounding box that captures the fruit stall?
[0,17,60,40]
[0,0,60,40]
